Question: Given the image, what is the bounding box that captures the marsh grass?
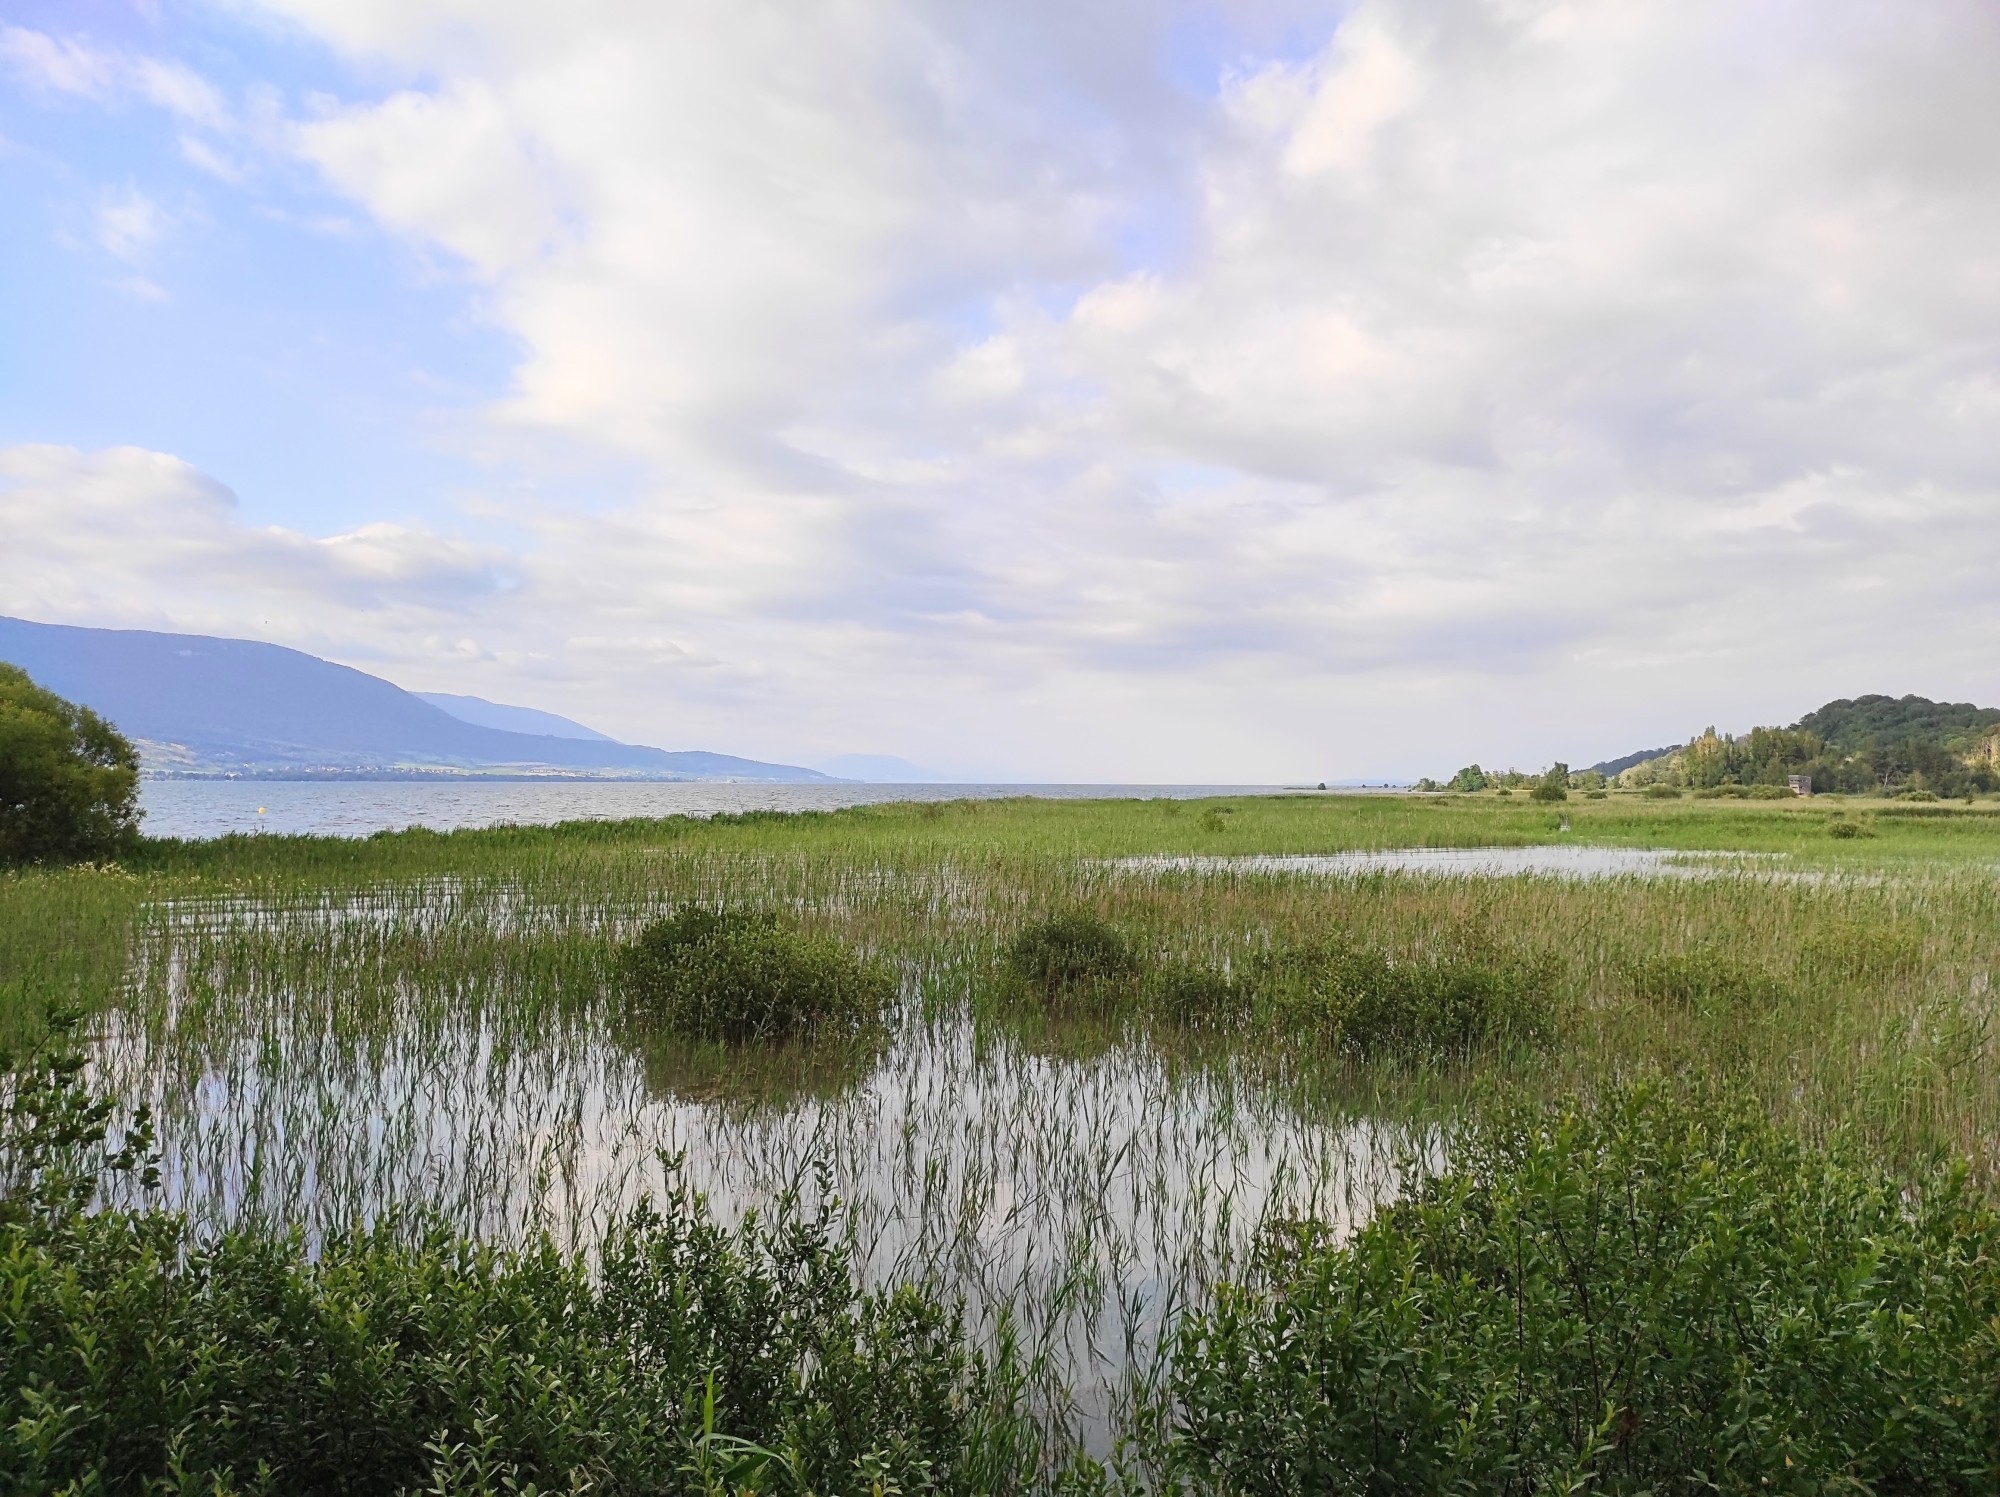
[10,793,2000,1475]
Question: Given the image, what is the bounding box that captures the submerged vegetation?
[6,790,2000,1488]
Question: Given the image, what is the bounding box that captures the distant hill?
[1587,745,1683,778]
[415,692,614,742]
[1795,694,2000,753]
[1611,693,2000,796]
[0,617,830,782]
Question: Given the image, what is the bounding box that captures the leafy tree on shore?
[0,664,140,865]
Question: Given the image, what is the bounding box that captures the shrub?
[1145,960,1247,1032]
[1528,764,1569,803]
[1583,789,1607,799]
[1901,789,1941,802]
[0,1022,1034,1496]
[0,664,140,865]
[1642,784,1681,799]
[1693,783,1749,799]
[1163,1084,2000,1495]
[1749,783,1793,799]
[1244,935,1552,1059]
[1828,819,1867,839]
[1003,912,1137,1009]
[619,906,892,1044]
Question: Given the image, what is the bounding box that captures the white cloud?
[95,185,161,260]
[14,1,2000,776]
[0,445,513,650]
[0,25,227,129]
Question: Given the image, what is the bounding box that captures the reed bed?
[8,792,2000,1481]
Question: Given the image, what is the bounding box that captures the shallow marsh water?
[1111,845,1767,880]
[100,880,1408,1447]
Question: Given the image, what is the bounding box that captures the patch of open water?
[1114,845,1777,880]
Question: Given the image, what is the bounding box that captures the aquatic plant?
[1003,912,1138,1010]
[619,905,892,1043]
[1242,934,1553,1060]
[0,1039,1039,1496]
[1626,950,1790,1019]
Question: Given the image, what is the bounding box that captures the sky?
[2,0,1998,782]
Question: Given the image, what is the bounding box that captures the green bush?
[1642,784,1681,799]
[619,906,892,1044]
[1749,782,1794,799]
[1163,1084,2000,1495]
[1243,935,1552,1059]
[1528,764,1569,803]
[1003,912,1137,1009]
[1144,960,1246,1032]
[0,664,139,865]
[0,1021,1036,1496]
[1828,819,1867,839]
[1693,783,1750,799]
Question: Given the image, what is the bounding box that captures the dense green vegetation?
[621,905,893,1043]
[1428,692,2000,799]
[1619,693,2000,797]
[0,1021,1039,1496]
[1165,1084,2000,1493]
[0,663,140,865]
[6,791,2000,1489]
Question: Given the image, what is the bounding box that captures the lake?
[138,777,1291,839]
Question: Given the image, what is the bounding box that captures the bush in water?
[619,905,892,1044]
[1244,935,1553,1059]
[1003,912,1138,1010]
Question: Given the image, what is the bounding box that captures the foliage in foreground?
[0,1022,1036,1497]
[620,905,894,1044]
[0,663,140,866]
[1164,1083,2000,1495]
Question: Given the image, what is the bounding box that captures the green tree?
[1529,763,1569,802]
[0,664,140,865]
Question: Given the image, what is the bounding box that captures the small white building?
[1787,774,1812,797]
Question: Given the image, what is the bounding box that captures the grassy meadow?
[7,788,2000,1490]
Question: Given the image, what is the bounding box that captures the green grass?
[7,791,2000,1485]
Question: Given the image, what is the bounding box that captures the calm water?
[139,778,1288,840]
[1114,846,1773,880]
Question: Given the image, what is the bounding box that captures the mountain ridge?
[0,617,830,783]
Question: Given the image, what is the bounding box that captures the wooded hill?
[1613,694,2000,797]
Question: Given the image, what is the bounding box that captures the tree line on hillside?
[1421,694,2000,799]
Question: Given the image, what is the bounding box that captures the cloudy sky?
[3,0,1997,780]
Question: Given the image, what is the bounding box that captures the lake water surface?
[140,778,1288,840]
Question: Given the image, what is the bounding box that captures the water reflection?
[1114,845,1772,880]
[96,970,1406,1449]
